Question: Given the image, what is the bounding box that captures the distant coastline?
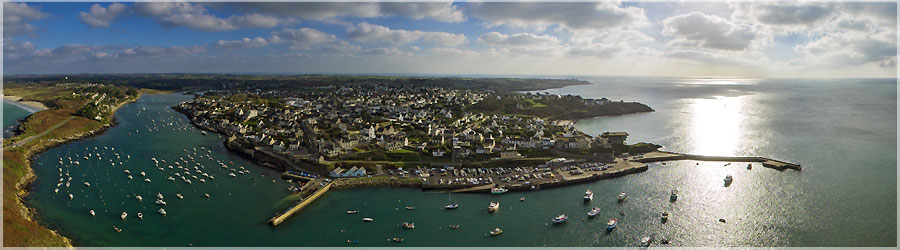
[3,95,48,113]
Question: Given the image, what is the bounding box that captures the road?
[8,116,75,148]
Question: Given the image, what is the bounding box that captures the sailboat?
[444,192,459,209]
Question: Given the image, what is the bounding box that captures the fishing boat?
[157,193,164,199]
[520,197,526,201]
[158,208,167,216]
[617,192,627,202]
[68,194,74,200]
[346,210,359,214]
[490,187,508,194]
[127,175,133,180]
[54,188,59,193]
[144,178,151,183]
[392,237,403,243]
[661,212,669,223]
[113,227,122,233]
[606,218,618,231]
[488,201,500,212]
[137,213,143,220]
[584,189,593,202]
[156,199,167,206]
[89,210,95,216]
[552,214,568,224]
[362,217,374,222]
[490,227,503,236]
[640,236,652,247]
[204,193,211,198]
[670,189,678,201]
[588,207,601,217]
[168,176,175,181]
[444,203,459,209]
[449,224,460,229]
[121,212,128,220]
[405,206,415,210]
[136,195,143,202]
[401,222,415,229]
[84,181,90,187]
[176,194,184,199]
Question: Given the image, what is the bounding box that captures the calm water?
[24,78,897,247]
[3,100,34,138]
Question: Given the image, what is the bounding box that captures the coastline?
[3,96,48,113]
[6,92,146,247]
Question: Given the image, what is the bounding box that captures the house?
[432,150,445,157]
[329,167,345,177]
[499,151,523,159]
[599,132,629,146]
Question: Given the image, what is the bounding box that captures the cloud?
[795,30,896,67]
[426,47,480,56]
[80,3,127,27]
[233,2,464,23]
[216,37,269,49]
[362,47,413,57]
[269,28,338,50]
[133,2,283,31]
[662,12,758,51]
[347,22,466,46]
[3,2,49,38]
[467,2,647,30]
[477,32,560,47]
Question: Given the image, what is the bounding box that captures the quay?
[269,181,333,226]
[633,151,802,171]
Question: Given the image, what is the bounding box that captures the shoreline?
[3,95,49,113]
[9,92,145,247]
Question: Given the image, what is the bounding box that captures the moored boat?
[584,189,593,202]
[724,175,733,183]
[490,187,508,194]
[89,209,95,216]
[552,214,568,224]
[362,217,374,222]
[588,207,601,217]
[490,227,503,236]
[449,224,460,229]
[661,212,669,223]
[158,208,167,216]
[137,212,143,220]
[640,236,652,247]
[401,222,415,229]
[606,218,618,231]
[405,206,415,210]
[670,189,678,201]
[347,210,359,214]
[617,192,627,202]
[444,204,459,209]
[121,211,128,220]
[488,201,500,212]
[391,237,403,243]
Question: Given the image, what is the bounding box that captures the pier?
[633,151,802,171]
[269,181,333,226]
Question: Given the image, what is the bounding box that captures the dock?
[269,181,333,226]
[634,151,801,171]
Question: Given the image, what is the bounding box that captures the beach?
[3,95,49,113]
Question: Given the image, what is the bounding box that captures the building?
[600,132,629,146]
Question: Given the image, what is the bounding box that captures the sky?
[2,1,897,78]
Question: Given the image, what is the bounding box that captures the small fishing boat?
[640,236,652,247]
[488,201,500,212]
[491,187,508,194]
[618,192,627,202]
[588,207,601,217]
[140,171,146,177]
[127,175,133,180]
[520,197,526,201]
[229,173,237,177]
[204,193,210,198]
[89,210,95,216]
[405,206,415,210]
[158,208,167,216]
[552,214,568,224]
[490,227,503,236]
[346,210,359,214]
[670,189,678,201]
[444,204,459,209]
[747,163,752,170]
[401,222,415,229]
[68,194,74,200]
[362,217,374,222]
[449,224,460,229]
[606,218,618,231]
[176,194,184,199]
[144,178,151,183]
[168,176,175,181]
[137,213,143,220]
[392,237,403,243]
[661,212,669,223]
[54,188,59,193]
[113,227,122,233]
[84,181,90,187]
[157,193,164,199]
[724,175,733,184]
[136,195,143,202]
[156,199,167,206]
[584,189,593,202]
[121,212,128,220]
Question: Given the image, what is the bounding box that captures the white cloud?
[795,30,896,67]
[347,22,466,46]
[133,2,284,31]
[217,37,269,49]
[362,47,413,57]
[477,32,560,47]
[662,12,759,51]
[80,3,127,27]
[3,2,49,38]
[234,2,464,23]
[270,28,338,50]
[426,47,480,56]
[467,2,647,30]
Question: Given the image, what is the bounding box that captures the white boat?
[89,209,95,216]
[156,199,166,206]
[168,176,175,181]
[136,195,143,202]
[490,187,508,194]
[362,217,374,222]
[606,218,618,231]
[84,181,90,187]
[588,207,601,217]
[490,228,503,236]
[584,189,593,202]
[121,212,128,220]
[54,188,59,193]
[137,213,143,220]
[617,192,627,202]
[176,194,184,199]
[144,178,152,183]
[488,201,500,212]
[158,208,167,216]
[157,193,164,199]
[68,194,74,200]
[552,214,568,224]
[640,236,652,247]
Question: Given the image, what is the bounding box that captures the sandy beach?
[4,95,49,112]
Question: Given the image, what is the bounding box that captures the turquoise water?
[3,100,34,138]
[24,78,897,247]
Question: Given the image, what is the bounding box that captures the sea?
[14,77,897,247]
[3,99,36,138]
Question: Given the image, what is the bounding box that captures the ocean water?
[3,100,34,138]
[23,78,897,247]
